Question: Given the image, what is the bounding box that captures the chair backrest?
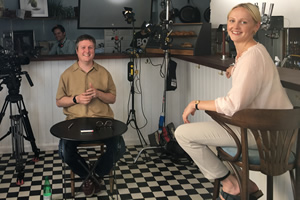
[206,109,300,176]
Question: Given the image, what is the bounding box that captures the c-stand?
[128,1,174,163]
[0,71,40,185]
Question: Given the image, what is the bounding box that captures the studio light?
[122,7,135,24]
[143,21,154,35]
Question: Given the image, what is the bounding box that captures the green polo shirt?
[56,61,116,120]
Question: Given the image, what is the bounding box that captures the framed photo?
[19,0,48,17]
[13,30,35,55]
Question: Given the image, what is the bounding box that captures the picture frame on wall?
[13,30,35,55]
[19,0,48,17]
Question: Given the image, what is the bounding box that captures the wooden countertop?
[174,55,234,71]
[174,55,300,92]
[277,67,300,91]
[31,54,300,91]
[31,53,163,61]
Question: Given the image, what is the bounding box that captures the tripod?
[126,75,148,147]
[127,58,164,163]
[0,72,40,185]
[125,31,152,161]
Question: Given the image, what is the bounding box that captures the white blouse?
[215,43,293,116]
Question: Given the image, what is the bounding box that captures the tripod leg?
[17,99,40,161]
[132,118,147,146]
[20,110,40,161]
[16,164,25,185]
[0,127,12,141]
[127,109,148,146]
[11,115,25,185]
[0,98,9,124]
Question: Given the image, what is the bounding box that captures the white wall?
[0,58,165,152]
[0,58,231,153]
[210,0,300,28]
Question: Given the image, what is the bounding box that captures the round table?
[50,117,127,142]
[50,117,127,199]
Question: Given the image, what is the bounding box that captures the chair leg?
[266,175,273,200]
[289,170,296,200]
[227,162,248,200]
[109,170,114,194]
[71,170,75,197]
[297,169,300,200]
[213,179,221,200]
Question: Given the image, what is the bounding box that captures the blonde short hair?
[227,3,261,24]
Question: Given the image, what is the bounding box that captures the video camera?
[0,46,33,95]
[0,46,30,75]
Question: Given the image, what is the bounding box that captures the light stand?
[126,67,148,148]
[162,0,171,128]
[132,0,173,163]
[123,7,149,158]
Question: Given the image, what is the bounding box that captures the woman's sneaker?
[81,179,95,197]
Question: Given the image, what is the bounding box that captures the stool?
[70,143,114,197]
[206,109,300,200]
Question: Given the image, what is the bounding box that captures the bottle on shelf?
[43,176,52,200]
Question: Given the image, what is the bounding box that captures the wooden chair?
[70,143,114,197]
[205,109,300,200]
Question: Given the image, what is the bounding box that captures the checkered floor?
[0,146,214,200]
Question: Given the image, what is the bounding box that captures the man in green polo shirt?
[56,34,117,197]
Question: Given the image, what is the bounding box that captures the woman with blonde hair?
[175,3,292,200]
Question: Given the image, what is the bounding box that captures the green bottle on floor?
[43,176,52,200]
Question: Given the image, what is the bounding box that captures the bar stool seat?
[206,109,300,200]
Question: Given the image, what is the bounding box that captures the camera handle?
[20,71,34,87]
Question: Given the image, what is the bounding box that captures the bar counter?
[175,55,300,92]
[31,53,300,91]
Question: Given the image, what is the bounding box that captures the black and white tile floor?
[0,146,214,200]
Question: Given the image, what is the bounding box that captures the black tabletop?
[50,118,127,142]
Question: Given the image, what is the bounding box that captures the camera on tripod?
[0,45,33,95]
[0,45,39,185]
[0,46,30,74]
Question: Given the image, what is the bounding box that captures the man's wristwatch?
[73,95,78,104]
[195,100,200,110]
